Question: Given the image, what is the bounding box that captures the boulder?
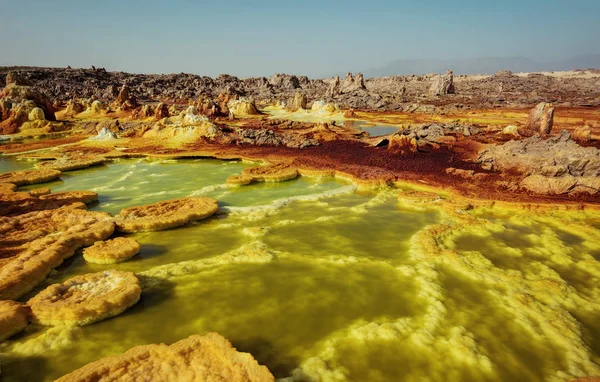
[519,102,554,137]
[340,73,367,93]
[573,125,592,143]
[429,70,455,96]
[154,102,169,120]
[287,92,307,111]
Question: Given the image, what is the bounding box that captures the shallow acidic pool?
[1,157,600,382]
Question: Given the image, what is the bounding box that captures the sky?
[0,0,599,77]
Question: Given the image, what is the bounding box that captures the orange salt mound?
[241,163,299,183]
[0,208,115,300]
[56,332,274,382]
[28,270,141,326]
[83,237,141,264]
[114,197,219,233]
[0,183,17,193]
[0,300,30,341]
[40,190,98,204]
[0,169,61,185]
[35,156,106,172]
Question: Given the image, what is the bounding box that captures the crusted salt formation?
[114,197,219,233]
[310,100,338,113]
[83,237,141,264]
[35,156,106,172]
[226,174,254,185]
[227,99,262,117]
[28,187,51,197]
[0,208,115,300]
[478,130,600,195]
[241,163,299,183]
[0,169,61,185]
[55,332,274,382]
[0,300,30,341]
[39,191,98,204]
[0,182,17,193]
[27,270,141,326]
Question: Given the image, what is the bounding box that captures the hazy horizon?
[1,0,599,77]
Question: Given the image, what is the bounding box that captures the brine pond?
[1,156,600,382]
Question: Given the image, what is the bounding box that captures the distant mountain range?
[361,54,600,78]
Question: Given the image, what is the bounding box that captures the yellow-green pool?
[1,157,600,382]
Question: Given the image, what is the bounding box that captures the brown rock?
[520,174,577,195]
[287,92,307,111]
[154,102,169,120]
[519,102,554,137]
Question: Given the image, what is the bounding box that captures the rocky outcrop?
[235,128,319,149]
[269,74,300,89]
[0,71,56,133]
[340,72,366,93]
[287,92,307,111]
[2,67,599,114]
[327,76,340,97]
[429,70,455,96]
[114,84,137,110]
[154,102,169,120]
[518,102,554,137]
[477,130,600,195]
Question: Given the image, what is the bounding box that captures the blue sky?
[1,0,598,77]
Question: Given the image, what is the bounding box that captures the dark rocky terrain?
[1,66,599,111]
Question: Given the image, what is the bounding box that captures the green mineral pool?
[1,157,600,382]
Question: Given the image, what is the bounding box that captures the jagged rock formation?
[0,71,56,134]
[0,67,599,112]
[429,70,455,96]
[286,92,307,111]
[339,72,366,93]
[154,102,169,120]
[477,130,600,195]
[518,102,554,137]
